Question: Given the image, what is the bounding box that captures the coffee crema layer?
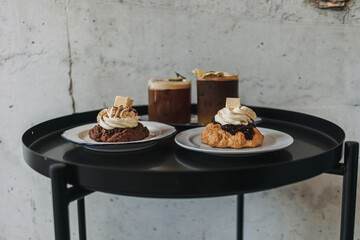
[148,79,191,90]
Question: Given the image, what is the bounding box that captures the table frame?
[49,141,358,240]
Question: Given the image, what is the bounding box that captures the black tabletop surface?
[22,105,345,198]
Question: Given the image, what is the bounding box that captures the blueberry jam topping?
[212,119,256,140]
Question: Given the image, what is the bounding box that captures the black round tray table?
[22,105,358,240]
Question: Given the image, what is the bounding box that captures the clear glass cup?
[197,74,238,125]
[148,79,191,124]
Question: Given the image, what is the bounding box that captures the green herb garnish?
[175,72,186,79]
[168,72,187,81]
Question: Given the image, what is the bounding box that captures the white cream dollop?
[97,106,140,130]
[214,105,256,125]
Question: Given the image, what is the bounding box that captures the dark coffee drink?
[148,79,191,124]
[196,72,238,125]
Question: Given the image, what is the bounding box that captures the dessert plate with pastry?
[62,96,176,152]
[175,98,293,157]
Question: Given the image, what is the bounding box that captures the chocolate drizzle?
[212,119,256,140]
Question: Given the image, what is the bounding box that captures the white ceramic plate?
[175,127,293,156]
[61,121,176,152]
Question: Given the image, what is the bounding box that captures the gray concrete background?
[1,0,360,239]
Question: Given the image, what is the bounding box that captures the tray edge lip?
[21,105,346,176]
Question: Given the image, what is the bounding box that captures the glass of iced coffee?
[194,69,239,125]
[148,77,191,124]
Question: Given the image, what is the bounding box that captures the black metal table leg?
[237,194,244,240]
[50,164,93,240]
[46,145,357,240]
[78,198,87,240]
[340,141,359,240]
[50,163,70,240]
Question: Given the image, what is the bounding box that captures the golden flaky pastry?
[201,123,264,149]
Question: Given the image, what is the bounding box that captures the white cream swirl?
[214,105,256,125]
[97,106,140,130]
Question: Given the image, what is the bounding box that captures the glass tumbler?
[148,79,191,124]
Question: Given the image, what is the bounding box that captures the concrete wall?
[1,0,360,239]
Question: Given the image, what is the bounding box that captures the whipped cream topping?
[214,105,257,126]
[97,106,140,130]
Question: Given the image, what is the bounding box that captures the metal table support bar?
[78,198,87,240]
[50,164,71,240]
[340,141,359,240]
[326,163,345,176]
[50,163,94,240]
[68,186,94,203]
[237,194,244,240]
[324,141,359,240]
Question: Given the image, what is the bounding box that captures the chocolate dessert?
[89,96,149,143]
[89,123,149,142]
